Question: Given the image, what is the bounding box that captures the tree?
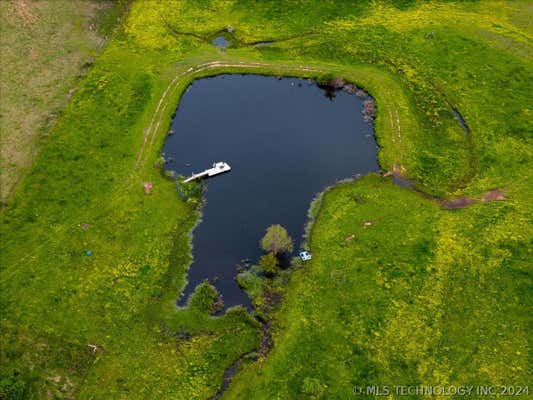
[260,224,293,255]
[259,252,278,275]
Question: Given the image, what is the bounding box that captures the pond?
[163,74,379,309]
[211,36,230,48]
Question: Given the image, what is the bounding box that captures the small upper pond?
[211,36,230,48]
[163,74,379,309]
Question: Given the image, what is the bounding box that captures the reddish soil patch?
[481,189,505,202]
[442,197,477,209]
[12,0,39,25]
[442,189,505,209]
[345,233,356,241]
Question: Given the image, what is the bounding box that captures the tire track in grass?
[135,61,325,167]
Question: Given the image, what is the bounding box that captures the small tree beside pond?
[259,252,278,276]
[238,225,293,310]
[260,224,293,256]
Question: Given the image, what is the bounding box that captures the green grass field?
[1,1,531,398]
[0,0,126,203]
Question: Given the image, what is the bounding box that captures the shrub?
[237,266,265,307]
[0,373,26,400]
[259,252,278,276]
[188,281,219,313]
[176,178,203,206]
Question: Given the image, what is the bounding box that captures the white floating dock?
[183,162,231,183]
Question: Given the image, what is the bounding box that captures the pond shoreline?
[163,73,379,311]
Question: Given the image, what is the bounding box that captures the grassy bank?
[225,175,531,398]
[1,0,531,398]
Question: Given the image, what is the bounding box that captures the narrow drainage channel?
[452,107,470,135]
[210,321,272,400]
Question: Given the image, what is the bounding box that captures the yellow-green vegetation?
[0,0,126,202]
[1,0,531,398]
[227,176,531,398]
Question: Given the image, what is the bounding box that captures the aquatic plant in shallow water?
[176,178,203,206]
[362,99,376,122]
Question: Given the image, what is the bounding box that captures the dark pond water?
[212,36,230,48]
[452,107,470,135]
[163,74,379,309]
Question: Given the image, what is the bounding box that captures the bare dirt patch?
[442,189,506,209]
[481,189,505,201]
[9,0,39,25]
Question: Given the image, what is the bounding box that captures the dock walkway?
[183,162,231,183]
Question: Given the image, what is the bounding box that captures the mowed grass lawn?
[1,0,532,398]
